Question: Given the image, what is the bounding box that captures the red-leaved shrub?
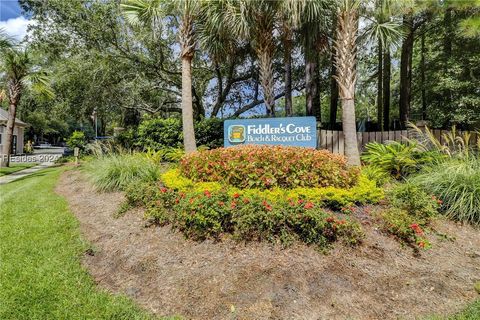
[180,145,359,189]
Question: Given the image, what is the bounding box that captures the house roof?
[0,108,28,127]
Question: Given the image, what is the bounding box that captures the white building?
[0,108,28,155]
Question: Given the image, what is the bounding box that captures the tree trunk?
[2,103,17,167]
[399,14,414,128]
[334,3,360,166]
[283,29,293,117]
[1,80,22,167]
[382,47,391,130]
[305,48,320,121]
[342,98,360,166]
[305,56,317,117]
[329,52,339,128]
[180,13,197,153]
[258,49,275,116]
[377,40,383,130]
[181,57,197,153]
[314,54,322,122]
[421,31,427,120]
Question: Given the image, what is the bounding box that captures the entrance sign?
[224,117,317,148]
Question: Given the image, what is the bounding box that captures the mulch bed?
[56,169,480,320]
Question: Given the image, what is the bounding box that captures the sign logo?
[228,125,246,143]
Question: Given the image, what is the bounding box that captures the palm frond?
[0,28,14,50]
[23,71,55,100]
[364,19,404,48]
[120,0,167,32]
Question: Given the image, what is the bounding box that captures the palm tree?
[0,38,53,167]
[281,0,334,119]
[334,0,361,166]
[221,0,280,116]
[121,0,198,153]
[364,0,403,130]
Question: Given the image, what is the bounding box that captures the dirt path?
[55,169,480,320]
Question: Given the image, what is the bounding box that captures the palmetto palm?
[121,0,198,153]
[0,36,54,166]
[292,0,333,119]
[364,0,404,130]
[219,0,281,116]
[334,0,361,166]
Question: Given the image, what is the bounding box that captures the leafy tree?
[121,0,198,153]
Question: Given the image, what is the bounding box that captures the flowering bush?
[372,183,440,250]
[388,183,440,221]
[161,168,383,210]
[376,208,430,249]
[180,145,359,189]
[128,184,364,248]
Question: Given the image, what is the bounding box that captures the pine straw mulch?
[55,169,480,320]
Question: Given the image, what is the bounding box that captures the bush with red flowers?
[372,183,440,250]
[375,208,431,249]
[127,183,364,248]
[179,145,359,190]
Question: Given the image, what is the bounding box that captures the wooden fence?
[317,128,479,155]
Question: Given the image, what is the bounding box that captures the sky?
[0,0,31,40]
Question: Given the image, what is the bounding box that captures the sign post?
[224,117,317,148]
[74,147,79,165]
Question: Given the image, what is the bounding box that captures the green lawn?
[428,300,480,320]
[0,167,157,320]
[0,163,37,176]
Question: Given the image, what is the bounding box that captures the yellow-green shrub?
[161,169,383,209]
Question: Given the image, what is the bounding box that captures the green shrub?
[161,168,383,210]
[411,157,480,225]
[67,131,86,150]
[193,118,224,149]
[388,182,440,221]
[140,186,364,248]
[84,153,162,191]
[180,145,359,190]
[375,207,430,249]
[361,165,391,187]
[115,128,136,150]
[373,181,440,249]
[135,118,182,150]
[361,141,441,179]
[132,117,224,151]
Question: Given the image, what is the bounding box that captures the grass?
[0,167,158,319]
[83,153,162,191]
[0,163,36,176]
[411,156,480,225]
[427,300,480,320]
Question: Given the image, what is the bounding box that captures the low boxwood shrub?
[161,168,383,210]
[180,145,359,189]
[137,186,364,248]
